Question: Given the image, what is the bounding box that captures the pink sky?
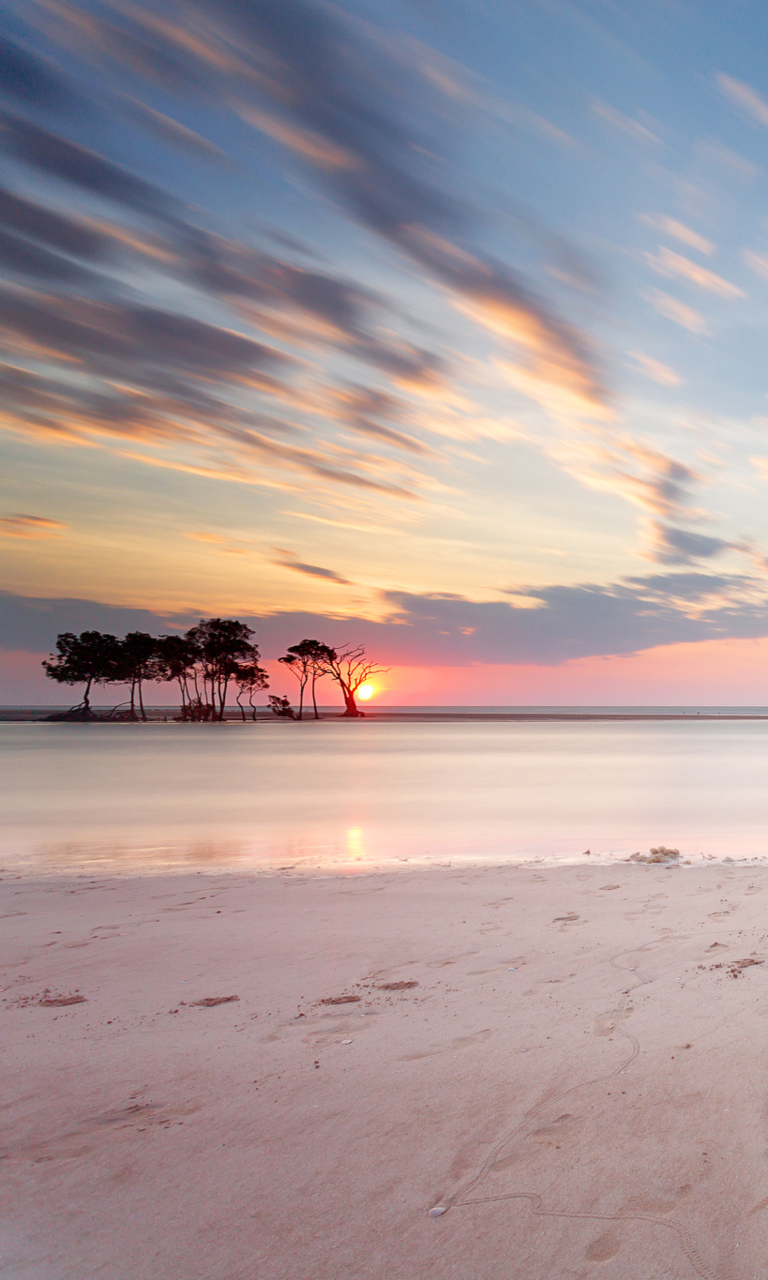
[5,636,768,708]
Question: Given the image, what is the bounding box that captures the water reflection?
[2,719,768,876]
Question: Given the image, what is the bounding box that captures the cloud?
[0,0,621,518]
[0,288,289,380]
[182,232,450,392]
[35,1,212,94]
[180,0,611,424]
[273,551,351,585]
[716,73,768,129]
[645,246,745,299]
[0,513,66,538]
[0,184,109,259]
[627,350,681,387]
[646,522,738,565]
[552,435,701,520]
[9,574,768,666]
[325,386,435,456]
[0,226,103,284]
[742,249,768,281]
[0,113,180,220]
[592,101,661,146]
[184,531,246,554]
[0,34,83,115]
[656,217,714,256]
[644,288,710,334]
[121,98,228,162]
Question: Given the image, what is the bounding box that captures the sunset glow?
[3,0,768,703]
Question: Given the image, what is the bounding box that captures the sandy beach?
[3,861,768,1280]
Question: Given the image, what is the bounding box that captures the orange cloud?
[0,513,66,538]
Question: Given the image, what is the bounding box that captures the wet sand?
[3,862,768,1279]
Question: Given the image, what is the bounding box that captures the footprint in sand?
[594,1008,632,1036]
[585,1229,622,1261]
[401,1029,492,1061]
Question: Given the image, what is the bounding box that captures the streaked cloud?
[0,113,181,220]
[649,216,715,256]
[0,32,84,114]
[716,73,768,129]
[273,550,351,585]
[645,246,745,299]
[742,249,768,281]
[592,100,661,146]
[644,289,710,334]
[0,513,66,538]
[121,98,229,162]
[627,350,681,387]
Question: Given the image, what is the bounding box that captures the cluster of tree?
[42,620,385,722]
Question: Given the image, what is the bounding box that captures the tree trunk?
[138,679,146,722]
[297,677,304,721]
[342,687,361,717]
[83,677,92,712]
[311,672,319,719]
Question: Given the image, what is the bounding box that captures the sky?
[5,0,768,703]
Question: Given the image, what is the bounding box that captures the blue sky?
[4,0,768,698]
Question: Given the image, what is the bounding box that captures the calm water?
[2,719,768,875]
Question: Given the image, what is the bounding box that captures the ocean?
[3,716,768,874]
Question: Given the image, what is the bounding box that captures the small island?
[42,620,386,722]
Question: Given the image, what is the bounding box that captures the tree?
[153,634,198,719]
[317,644,387,717]
[118,632,158,721]
[277,639,331,720]
[185,618,260,722]
[235,661,270,721]
[42,631,122,718]
[268,694,295,719]
[154,622,263,721]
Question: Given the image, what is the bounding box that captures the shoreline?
[4,860,768,1278]
[5,707,768,723]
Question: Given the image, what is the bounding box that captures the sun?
[357,683,375,701]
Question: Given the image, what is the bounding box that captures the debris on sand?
[628,846,680,864]
[38,992,87,1007]
[192,995,240,1007]
[377,980,419,991]
[320,995,361,1005]
[727,958,764,979]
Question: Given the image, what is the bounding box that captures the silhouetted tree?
[185,618,259,721]
[42,631,122,718]
[235,661,270,721]
[317,644,387,717]
[118,632,158,721]
[277,639,331,719]
[153,634,198,719]
[268,694,295,719]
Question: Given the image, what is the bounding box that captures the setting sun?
[357,684,375,701]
